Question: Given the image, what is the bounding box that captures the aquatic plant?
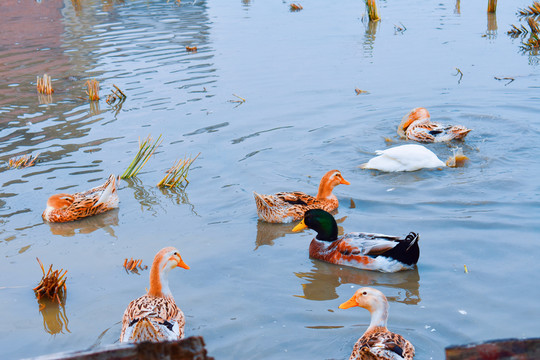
[86,79,100,101]
[8,153,40,169]
[365,0,380,22]
[124,258,148,272]
[487,0,497,13]
[121,134,163,179]
[105,84,126,105]
[37,74,54,95]
[33,258,67,305]
[518,1,540,17]
[157,153,200,188]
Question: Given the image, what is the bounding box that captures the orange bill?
[338,295,358,309]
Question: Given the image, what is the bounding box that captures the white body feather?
[362,144,445,172]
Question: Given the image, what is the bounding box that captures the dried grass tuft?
[33,258,67,305]
[37,74,54,95]
[8,153,40,169]
[157,153,200,188]
[121,135,163,179]
[86,79,100,101]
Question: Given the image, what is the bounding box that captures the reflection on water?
[124,177,163,216]
[158,186,199,216]
[46,209,119,237]
[295,260,420,305]
[363,20,378,58]
[486,13,497,39]
[37,298,70,335]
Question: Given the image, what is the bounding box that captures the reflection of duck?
[42,174,119,222]
[254,170,350,223]
[398,107,471,143]
[295,260,420,304]
[37,298,70,335]
[46,208,118,237]
[293,210,419,272]
[120,247,190,343]
[361,144,445,172]
[339,287,415,360]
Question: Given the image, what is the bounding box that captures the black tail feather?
[383,232,420,266]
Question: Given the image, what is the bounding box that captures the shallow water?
[1,0,540,359]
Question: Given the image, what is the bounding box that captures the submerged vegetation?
[157,153,200,188]
[33,258,67,305]
[121,135,163,179]
[36,74,54,95]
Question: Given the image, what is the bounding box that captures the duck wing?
[408,122,471,142]
[355,328,415,360]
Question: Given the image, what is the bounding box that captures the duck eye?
[362,291,367,295]
[174,252,178,256]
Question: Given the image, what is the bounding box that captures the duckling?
[42,174,119,222]
[120,247,190,343]
[339,287,415,360]
[254,170,350,223]
[292,209,419,273]
[397,107,471,143]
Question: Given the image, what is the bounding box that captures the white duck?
[360,144,445,172]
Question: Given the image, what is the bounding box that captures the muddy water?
[1,0,539,359]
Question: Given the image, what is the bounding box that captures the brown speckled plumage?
[398,107,471,143]
[42,174,119,222]
[254,170,350,223]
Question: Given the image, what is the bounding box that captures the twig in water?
[121,135,163,179]
[290,3,303,11]
[394,23,406,34]
[186,46,197,53]
[453,67,464,84]
[494,76,515,85]
[355,88,369,95]
[229,93,246,103]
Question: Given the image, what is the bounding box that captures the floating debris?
[33,258,67,305]
[384,137,393,143]
[186,46,198,53]
[365,0,380,22]
[105,84,127,105]
[121,134,163,179]
[518,1,540,17]
[355,88,369,95]
[229,93,246,104]
[349,198,356,209]
[86,79,100,101]
[446,148,469,168]
[487,0,497,13]
[494,76,515,85]
[123,258,148,273]
[8,153,40,169]
[454,67,464,84]
[464,264,469,273]
[290,3,303,11]
[157,153,200,188]
[37,74,54,95]
[394,23,407,34]
[507,24,529,37]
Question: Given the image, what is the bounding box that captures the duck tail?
[129,317,161,342]
[96,174,120,208]
[385,232,420,266]
[451,126,472,140]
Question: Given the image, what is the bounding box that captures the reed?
[185,46,198,52]
[37,74,54,95]
[33,258,67,305]
[157,153,200,188]
[123,258,147,272]
[487,0,497,13]
[121,134,163,179]
[289,3,303,11]
[8,153,40,169]
[365,0,380,22]
[105,84,126,105]
[518,1,540,17]
[85,79,100,101]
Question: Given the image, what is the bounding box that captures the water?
[1,0,540,359]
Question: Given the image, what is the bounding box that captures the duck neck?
[367,300,389,331]
[148,260,173,299]
[316,181,336,200]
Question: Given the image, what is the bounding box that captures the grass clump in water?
[37,74,54,94]
[33,258,67,305]
[121,134,163,179]
[157,153,200,188]
[8,153,40,169]
[86,79,100,101]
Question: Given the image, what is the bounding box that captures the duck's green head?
[292,209,338,241]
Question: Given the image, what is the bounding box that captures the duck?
[253,170,350,223]
[42,174,119,222]
[360,144,445,172]
[339,287,415,360]
[397,107,471,143]
[120,247,190,343]
[292,209,419,272]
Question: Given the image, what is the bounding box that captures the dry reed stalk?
[123,258,147,272]
[365,0,380,22]
[157,153,200,188]
[518,1,540,17]
[37,74,54,94]
[289,3,303,11]
[121,134,163,179]
[8,153,40,169]
[85,79,100,101]
[487,0,497,13]
[528,16,540,33]
[33,258,67,305]
[106,84,126,105]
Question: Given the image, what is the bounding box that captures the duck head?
[316,170,350,199]
[292,209,338,241]
[339,287,389,329]
[46,194,75,209]
[148,247,189,298]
